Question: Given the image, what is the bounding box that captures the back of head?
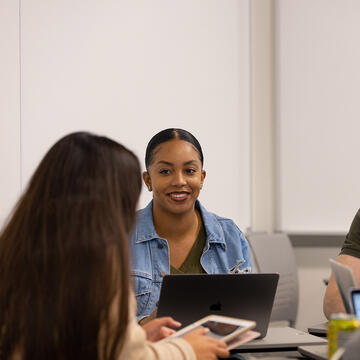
[0,132,142,360]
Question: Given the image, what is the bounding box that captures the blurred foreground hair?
[0,132,142,360]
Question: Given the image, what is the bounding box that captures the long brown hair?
[0,132,142,360]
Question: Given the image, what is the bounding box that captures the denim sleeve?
[239,231,253,272]
[219,218,253,273]
[136,314,148,323]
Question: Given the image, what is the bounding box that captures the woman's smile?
[168,191,190,202]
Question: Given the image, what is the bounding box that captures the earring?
[148,185,152,191]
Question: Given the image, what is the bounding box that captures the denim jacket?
[129,200,252,321]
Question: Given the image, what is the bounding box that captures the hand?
[142,317,181,342]
[183,328,230,360]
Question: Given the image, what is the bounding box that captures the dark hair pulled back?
[145,128,203,169]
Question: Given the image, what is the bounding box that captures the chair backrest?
[247,232,299,327]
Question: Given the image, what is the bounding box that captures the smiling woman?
[129,129,253,323]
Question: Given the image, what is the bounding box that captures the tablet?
[162,314,257,346]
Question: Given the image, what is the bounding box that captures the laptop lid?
[298,344,328,360]
[235,327,327,351]
[329,259,357,313]
[157,273,279,338]
[307,259,357,336]
[308,321,328,336]
[308,261,359,335]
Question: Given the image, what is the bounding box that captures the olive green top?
[170,223,206,274]
[340,209,360,258]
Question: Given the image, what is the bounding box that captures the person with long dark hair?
[130,128,252,323]
[0,132,229,360]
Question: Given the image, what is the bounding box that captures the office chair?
[247,232,299,327]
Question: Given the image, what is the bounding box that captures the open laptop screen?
[351,288,360,321]
[157,273,279,338]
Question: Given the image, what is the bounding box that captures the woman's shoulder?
[135,201,153,219]
[197,201,245,238]
[197,201,239,224]
[354,209,360,223]
[347,208,360,239]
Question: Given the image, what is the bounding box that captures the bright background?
[2,0,360,330]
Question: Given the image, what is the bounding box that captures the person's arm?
[323,254,360,319]
[112,291,228,360]
[120,313,196,360]
[141,316,181,342]
[122,310,229,360]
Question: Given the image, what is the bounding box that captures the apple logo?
[209,301,222,311]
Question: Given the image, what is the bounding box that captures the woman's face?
[143,139,206,216]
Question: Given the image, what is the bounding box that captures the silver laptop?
[298,344,328,360]
[308,321,328,336]
[157,273,279,338]
[308,259,357,336]
[235,327,327,351]
[329,258,357,313]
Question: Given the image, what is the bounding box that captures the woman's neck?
[153,205,200,240]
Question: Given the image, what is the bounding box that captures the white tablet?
[163,314,257,346]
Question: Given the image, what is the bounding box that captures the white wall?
[16,0,251,230]
[0,0,21,227]
[250,0,276,233]
[294,246,340,330]
[276,0,360,233]
[274,0,360,330]
[1,0,356,332]
[251,0,352,330]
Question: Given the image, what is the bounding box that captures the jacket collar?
[134,201,158,243]
[134,200,226,248]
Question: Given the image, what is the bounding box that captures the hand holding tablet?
[161,315,260,349]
